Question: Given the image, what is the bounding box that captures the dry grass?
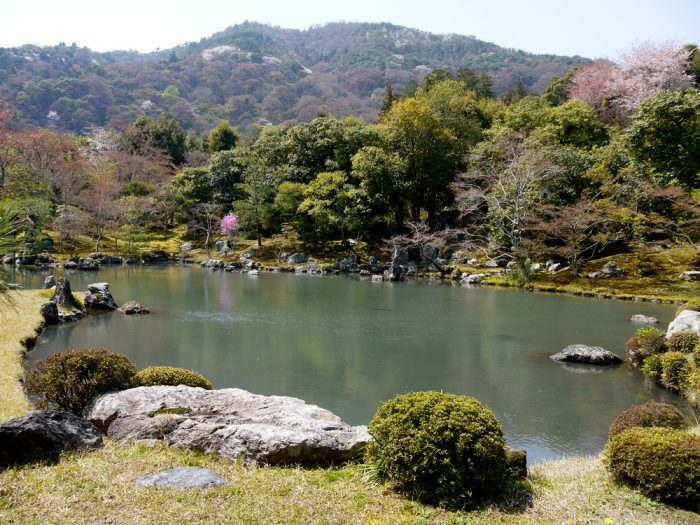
[0,441,698,525]
[0,289,45,422]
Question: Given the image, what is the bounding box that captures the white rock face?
[87,386,371,465]
[666,309,700,338]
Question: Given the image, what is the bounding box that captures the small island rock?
[550,344,623,365]
[630,314,658,324]
[118,301,150,315]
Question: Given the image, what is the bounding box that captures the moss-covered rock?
[605,427,700,508]
[365,391,508,509]
[609,401,684,438]
[134,366,213,390]
[676,298,700,316]
[625,326,667,366]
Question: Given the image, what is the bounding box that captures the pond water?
[12,265,696,463]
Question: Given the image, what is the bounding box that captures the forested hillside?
[0,22,587,133]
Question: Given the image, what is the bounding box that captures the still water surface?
[14,266,695,462]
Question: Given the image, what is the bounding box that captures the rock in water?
[667,310,700,338]
[87,386,371,465]
[0,410,102,467]
[118,301,150,315]
[135,467,227,489]
[550,344,623,365]
[630,314,658,324]
[84,282,118,310]
[51,277,81,309]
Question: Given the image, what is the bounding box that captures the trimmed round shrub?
[605,427,700,508]
[625,326,667,366]
[658,352,692,391]
[609,401,684,438]
[365,391,507,509]
[24,348,136,415]
[668,331,700,353]
[134,366,213,390]
[676,298,700,315]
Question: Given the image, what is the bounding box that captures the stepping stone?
[135,466,227,489]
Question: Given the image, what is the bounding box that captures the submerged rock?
[135,467,227,489]
[0,410,102,467]
[631,314,658,324]
[118,301,150,315]
[87,386,371,465]
[550,344,623,365]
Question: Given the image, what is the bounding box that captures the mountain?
[0,21,589,134]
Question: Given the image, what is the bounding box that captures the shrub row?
[25,348,213,415]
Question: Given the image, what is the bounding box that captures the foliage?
[208,120,238,153]
[24,348,136,415]
[625,326,668,365]
[134,366,213,390]
[609,401,685,438]
[677,298,700,315]
[220,213,239,236]
[605,427,700,508]
[625,89,700,189]
[668,331,700,353]
[365,391,507,509]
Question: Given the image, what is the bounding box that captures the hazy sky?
[1,0,698,58]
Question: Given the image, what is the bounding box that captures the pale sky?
[0,0,698,59]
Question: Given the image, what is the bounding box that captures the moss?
[658,352,693,392]
[668,331,700,353]
[677,297,700,315]
[609,401,685,438]
[365,391,507,509]
[626,326,667,366]
[134,366,213,390]
[605,427,700,508]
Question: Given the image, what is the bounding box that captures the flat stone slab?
[631,314,658,324]
[87,386,371,465]
[550,344,623,365]
[135,467,227,489]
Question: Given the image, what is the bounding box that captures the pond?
[12,265,695,463]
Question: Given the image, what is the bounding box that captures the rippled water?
[12,265,696,462]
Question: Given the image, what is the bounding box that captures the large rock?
[77,257,100,271]
[0,410,102,467]
[51,277,81,309]
[86,386,371,465]
[84,282,118,310]
[142,250,171,264]
[135,467,228,489]
[215,240,231,256]
[40,301,59,324]
[286,252,307,264]
[667,310,700,338]
[42,275,56,289]
[550,344,623,365]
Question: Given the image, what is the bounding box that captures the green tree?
[233,158,275,246]
[626,89,700,189]
[172,167,212,204]
[208,120,239,153]
[379,98,456,221]
[378,81,395,120]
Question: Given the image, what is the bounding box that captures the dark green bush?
[667,331,700,354]
[609,401,684,438]
[676,298,700,315]
[24,349,136,415]
[658,352,692,391]
[625,326,667,366]
[605,427,700,508]
[640,354,663,380]
[365,391,507,509]
[134,366,213,390]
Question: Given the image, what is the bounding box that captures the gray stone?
[666,310,700,338]
[549,344,623,365]
[43,275,56,289]
[588,261,624,279]
[51,278,81,309]
[286,252,307,264]
[484,259,499,268]
[631,314,658,324]
[180,242,194,252]
[84,282,117,310]
[63,260,78,269]
[215,240,231,256]
[142,250,170,264]
[40,301,59,324]
[200,259,224,269]
[388,244,406,281]
[77,257,100,271]
[0,410,102,467]
[101,255,124,265]
[467,258,479,266]
[87,386,371,465]
[294,265,307,273]
[371,275,383,282]
[118,301,150,315]
[682,271,700,281]
[2,254,15,265]
[135,467,227,489]
[462,273,485,285]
